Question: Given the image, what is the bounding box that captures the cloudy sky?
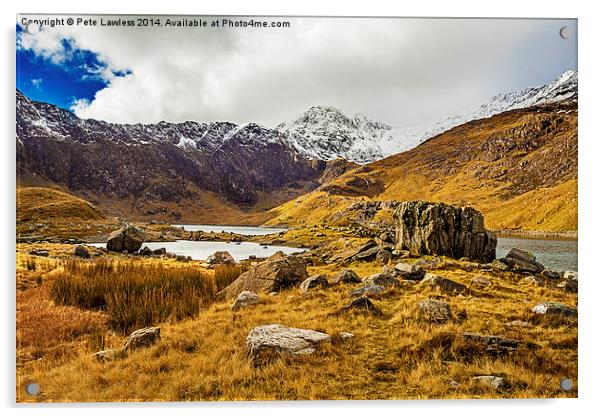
[16,16,577,128]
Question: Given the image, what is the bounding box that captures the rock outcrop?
[394,201,497,263]
[218,251,308,298]
[106,225,144,253]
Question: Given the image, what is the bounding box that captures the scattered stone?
[245,324,331,363]
[471,275,491,287]
[123,327,160,351]
[207,251,236,265]
[417,299,452,324]
[491,259,510,271]
[505,320,532,328]
[523,275,544,286]
[28,249,49,257]
[532,302,577,317]
[391,249,410,258]
[542,269,562,280]
[350,284,385,298]
[248,255,257,260]
[339,332,355,341]
[353,245,382,261]
[339,296,382,315]
[231,291,261,311]
[448,379,461,388]
[419,273,467,294]
[300,274,330,293]
[218,251,308,298]
[471,376,505,390]
[139,246,153,256]
[414,257,444,270]
[375,250,392,265]
[455,332,528,356]
[73,245,90,258]
[92,349,121,362]
[152,247,167,255]
[502,248,545,274]
[557,279,578,293]
[563,270,578,281]
[338,239,378,262]
[394,201,497,262]
[394,262,426,280]
[363,272,400,288]
[106,225,143,253]
[175,255,190,262]
[332,269,362,284]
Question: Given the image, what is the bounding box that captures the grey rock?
[332,269,362,284]
[207,251,236,265]
[218,251,308,298]
[557,279,578,293]
[563,270,578,281]
[245,324,331,362]
[107,225,143,253]
[339,296,382,315]
[339,332,355,340]
[353,245,382,261]
[73,245,90,258]
[471,275,491,287]
[363,272,400,287]
[532,302,577,317]
[152,247,167,255]
[491,259,510,271]
[375,250,392,265]
[417,299,452,323]
[92,348,121,362]
[300,274,329,293]
[523,275,544,286]
[503,248,545,274]
[231,290,261,311]
[420,273,467,294]
[394,201,497,263]
[350,284,385,298]
[505,320,532,328]
[394,262,426,280]
[471,375,505,390]
[139,246,153,256]
[28,249,49,257]
[542,269,562,280]
[123,327,160,351]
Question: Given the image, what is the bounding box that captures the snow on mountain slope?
[277,70,578,163]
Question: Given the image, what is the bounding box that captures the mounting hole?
[560,378,573,391]
[25,382,40,395]
[559,26,571,40]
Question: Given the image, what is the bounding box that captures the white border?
[2,1,601,415]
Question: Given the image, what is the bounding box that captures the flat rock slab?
[246,324,331,363]
[350,284,385,298]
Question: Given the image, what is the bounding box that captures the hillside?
[266,100,577,233]
[17,187,106,223]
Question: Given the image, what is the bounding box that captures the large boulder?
[218,251,308,298]
[106,225,143,253]
[394,201,497,263]
[502,248,545,274]
[246,324,331,363]
[207,251,236,265]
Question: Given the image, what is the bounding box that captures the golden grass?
[49,259,215,334]
[17,187,106,223]
[17,255,577,402]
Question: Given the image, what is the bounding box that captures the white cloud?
[18,16,577,127]
[30,78,42,90]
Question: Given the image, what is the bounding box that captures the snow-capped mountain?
[277,70,578,163]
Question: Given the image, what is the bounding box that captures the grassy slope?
[17,187,106,223]
[266,105,578,232]
[17,251,577,402]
